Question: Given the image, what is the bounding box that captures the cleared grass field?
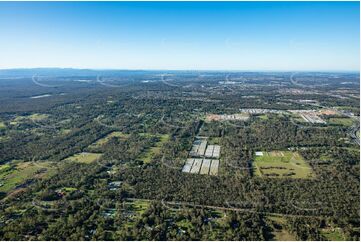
[0,164,11,172]
[59,129,72,135]
[89,131,129,149]
[65,152,102,163]
[253,151,314,179]
[137,134,170,163]
[28,113,49,121]
[0,135,9,141]
[9,113,49,125]
[320,228,345,241]
[0,160,55,193]
[0,121,6,129]
[258,114,269,120]
[328,117,354,126]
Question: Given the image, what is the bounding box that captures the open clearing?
[258,114,269,120]
[253,151,314,179]
[0,122,6,129]
[328,117,354,126]
[89,131,129,149]
[320,228,345,241]
[0,160,55,193]
[267,216,296,241]
[28,113,49,121]
[59,129,72,135]
[137,134,170,163]
[65,152,102,163]
[10,113,49,125]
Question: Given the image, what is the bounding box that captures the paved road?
[289,72,308,88]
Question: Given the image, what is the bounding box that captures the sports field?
[253,151,314,179]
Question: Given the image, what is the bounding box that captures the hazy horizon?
[0,67,359,73]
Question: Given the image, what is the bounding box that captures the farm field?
[64,152,103,163]
[253,151,314,179]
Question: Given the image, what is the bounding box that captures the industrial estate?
[182,138,221,175]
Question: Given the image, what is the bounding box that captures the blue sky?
[0,1,359,71]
